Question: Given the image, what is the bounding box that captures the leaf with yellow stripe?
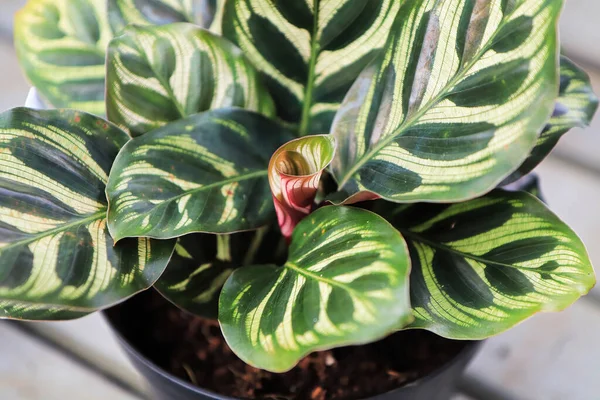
[108,0,217,33]
[378,190,595,339]
[0,108,174,320]
[269,135,336,240]
[331,0,561,203]
[505,56,599,183]
[15,0,112,115]
[222,0,400,135]
[106,23,275,137]
[219,206,412,372]
[106,108,294,241]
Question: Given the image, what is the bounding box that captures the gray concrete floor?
[2,1,600,399]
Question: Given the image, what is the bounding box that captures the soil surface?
[107,289,470,400]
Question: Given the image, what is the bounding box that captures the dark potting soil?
[107,289,470,400]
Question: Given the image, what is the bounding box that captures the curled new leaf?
[219,206,412,372]
[269,136,336,240]
[378,190,595,339]
[106,23,275,137]
[332,0,561,203]
[15,0,112,115]
[0,108,174,320]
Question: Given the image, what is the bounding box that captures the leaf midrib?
[116,169,269,220]
[399,229,550,272]
[298,5,320,136]
[337,10,522,188]
[0,210,107,253]
[284,261,366,298]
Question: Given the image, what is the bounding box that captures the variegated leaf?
[222,0,400,135]
[106,108,294,241]
[331,0,561,203]
[108,0,216,33]
[504,56,599,183]
[14,0,112,115]
[0,108,174,320]
[269,135,336,240]
[219,206,412,372]
[106,23,275,137]
[379,190,595,339]
[155,233,237,318]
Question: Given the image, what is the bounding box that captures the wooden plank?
[464,299,600,400]
[0,322,140,400]
[0,39,29,112]
[22,314,148,396]
[560,0,600,67]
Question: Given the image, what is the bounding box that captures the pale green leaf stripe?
[222,0,400,135]
[0,108,174,320]
[108,0,216,33]
[219,206,412,372]
[332,0,561,203]
[106,108,294,241]
[106,23,275,137]
[381,190,595,339]
[14,0,112,115]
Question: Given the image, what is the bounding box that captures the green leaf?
[219,206,412,372]
[504,56,599,183]
[106,108,294,241]
[108,0,216,33]
[269,135,336,239]
[379,190,595,339]
[222,0,400,135]
[0,108,174,320]
[155,234,237,318]
[14,0,112,115]
[331,0,561,203]
[106,23,275,137]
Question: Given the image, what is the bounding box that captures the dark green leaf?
[0,108,174,320]
[219,206,412,372]
[379,190,595,339]
[106,108,294,240]
[331,0,561,203]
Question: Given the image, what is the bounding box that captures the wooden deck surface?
[2,1,600,398]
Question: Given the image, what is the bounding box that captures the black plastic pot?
[104,310,480,400]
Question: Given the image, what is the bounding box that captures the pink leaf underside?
[268,136,335,241]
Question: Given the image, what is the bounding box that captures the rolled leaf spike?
[268,136,336,240]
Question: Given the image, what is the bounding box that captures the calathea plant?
[3,0,598,375]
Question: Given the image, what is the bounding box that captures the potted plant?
[3,0,598,398]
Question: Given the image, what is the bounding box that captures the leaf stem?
[216,235,231,262]
[298,6,320,136]
[243,226,268,266]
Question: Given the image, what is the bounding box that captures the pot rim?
[103,310,482,400]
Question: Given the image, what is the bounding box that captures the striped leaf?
[379,190,595,339]
[331,0,561,203]
[219,206,412,372]
[106,108,294,241]
[505,56,599,183]
[269,135,336,240]
[0,108,174,320]
[221,0,400,135]
[105,23,275,137]
[14,0,112,115]
[155,234,237,318]
[108,0,216,33]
